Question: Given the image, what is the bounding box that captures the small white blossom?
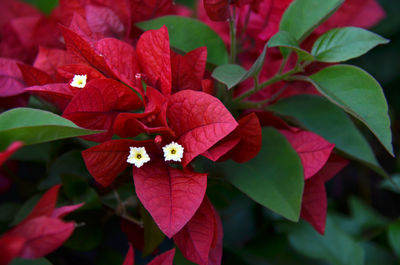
[162,142,184,162]
[70,74,87,88]
[127,147,150,168]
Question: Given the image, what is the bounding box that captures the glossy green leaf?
[308,65,393,155]
[288,218,364,265]
[268,95,384,176]
[312,27,389,62]
[268,31,314,61]
[212,64,247,89]
[280,0,344,42]
[141,206,165,256]
[362,242,397,265]
[0,108,101,150]
[219,127,304,222]
[136,16,228,66]
[388,220,400,258]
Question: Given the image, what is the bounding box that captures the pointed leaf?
[308,65,393,155]
[312,27,389,62]
[167,90,237,166]
[268,31,314,61]
[211,64,247,89]
[280,0,344,42]
[388,221,400,258]
[137,16,228,66]
[0,108,100,150]
[134,160,207,238]
[268,95,385,176]
[219,127,304,221]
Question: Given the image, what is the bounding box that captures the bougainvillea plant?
[0,0,399,264]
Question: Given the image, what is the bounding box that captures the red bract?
[122,245,175,265]
[171,47,207,92]
[129,0,173,23]
[0,184,83,264]
[205,112,262,163]
[203,0,230,21]
[82,139,155,187]
[280,129,335,180]
[136,26,172,95]
[0,142,23,166]
[174,196,223,265]
[167,90,238,166]
[63,78,143,142]
[0,58,25,98]
[134,160,207,238]
[301,154,348,234]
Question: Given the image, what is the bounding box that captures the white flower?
[127,147,150,168]
[70,74,87,88]
[162,142,184,162]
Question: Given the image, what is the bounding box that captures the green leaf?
[10,258,52,265]
[380,174,400,194]
[280,0,344,42]
[388,220,400,258]
[268,31,314,61]
[308,65,393,155]
[212,39,270,89]
[61,174,101,210]
[268,95,384,176]
[218,127,304,222]
[39,150,91,190]
[362,242,397,265]
[0,108,101,150]
[288,218,364,265]
[212,64,247,89]
[349,197,388,230]
[312,27,389,62]
[10,195,41,226]
[22,0,58,14]
[140,206,165,256]
[136,16,228,66]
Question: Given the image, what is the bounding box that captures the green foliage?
[10,258,52,265]
[10,194,41,226]
[312,27,389,62]
[308,65,393,155]
[280,0,344,42]
[0,108,100,150]
[136,16,228,66]
[212,64,247,89]
[268,95,384,176]
[268,31,314,61]
[388,220,400,258]
[22,0,58,14]
[288,218,364,265]
[218,128,304,222]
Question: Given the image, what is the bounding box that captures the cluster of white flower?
[127,142,184,168]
